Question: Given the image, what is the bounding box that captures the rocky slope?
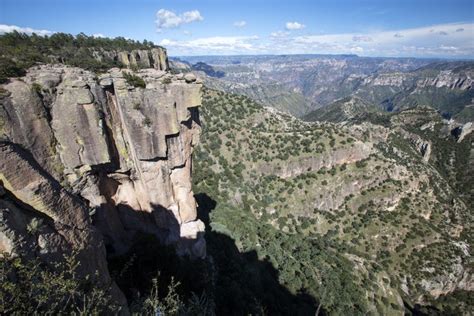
[353,62,474,121]
[303,96,380,122]
[0,55,204,306]
[193,88,473,314]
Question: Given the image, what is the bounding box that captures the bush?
[355,160,367,168]
[31,82,42,94]
[0,252,117,314]
[123,71,146,88]
[0,57,26,83]
[143,116,152,127]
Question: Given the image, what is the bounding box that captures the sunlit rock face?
[93,47,170,71]
[0,58,205,273]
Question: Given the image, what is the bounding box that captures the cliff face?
[92,47,169,71]
[0,56,204,302]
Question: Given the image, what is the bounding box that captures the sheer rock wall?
[0,60,205,304]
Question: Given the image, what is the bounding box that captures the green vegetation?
[31,82,42,94]
[0,31,160,78]
[303,96,380,123]
[108,235,214,315]
[0,252,117,314]
[1,239,215,315]
[193,88,398,314]
[192,88,473,314]
[0,57,26,83]
[123,71,146,88]
[142,116,152,127]
[162,77,172,84]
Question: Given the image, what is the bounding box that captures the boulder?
[184,73,197,83]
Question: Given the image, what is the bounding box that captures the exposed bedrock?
[0,62,205,278]
[92,47,169,71]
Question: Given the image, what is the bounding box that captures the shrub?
[0,57,26,83]
[31,82,42,94]
[0,252,117,314]
[133,102,141,110]
[162,77,172,84]
[355,160,367,168]
[123,71,146,88]
[143,116,152,127]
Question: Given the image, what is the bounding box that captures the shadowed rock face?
[0,59,205,303]
[0,141,127,307]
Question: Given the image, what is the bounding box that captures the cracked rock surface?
[0,61,205,305]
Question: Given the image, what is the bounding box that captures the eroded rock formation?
[92,47,169,71]
[0,55,205,304]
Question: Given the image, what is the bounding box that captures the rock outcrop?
[93,47,169,71]
[0,56,204,304]
[453,122,473,143]
[260,140,374,178]
[0,142,126,306]
[1,63,204,257]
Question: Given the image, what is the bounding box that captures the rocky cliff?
[92,47,169,71]
[0,56,205,305]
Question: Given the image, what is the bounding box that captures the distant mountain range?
[171,55,474,122]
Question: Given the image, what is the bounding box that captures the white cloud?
[183,30,192,36]
[160,35,260,55]
[270,31,290,38]
[0,24,52,36]
[234,21,247,28]
[161,22,474,58]
[155,9,203,32]
[92,33,106,38]
[286,22,474,57]
[285,22,305,30]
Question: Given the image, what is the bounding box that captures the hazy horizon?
[171,52,473,61]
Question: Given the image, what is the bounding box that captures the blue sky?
[1,0,473,58]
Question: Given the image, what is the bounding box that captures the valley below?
[0,32,473,315]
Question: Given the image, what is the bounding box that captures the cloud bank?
[0,24,52,36]
[160,35,260,54]
[161,22,474,58]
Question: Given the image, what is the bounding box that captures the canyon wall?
[92,47,169,71]
[0,57,205,304]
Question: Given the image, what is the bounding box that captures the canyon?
[0,32,472,315]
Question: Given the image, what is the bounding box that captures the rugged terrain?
[0,41,205,311]
[174,55,474,122]
[172,55,431,116]
[0,32,473,315]
[193,88,473,314]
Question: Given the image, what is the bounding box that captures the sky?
[1,0,473,58]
